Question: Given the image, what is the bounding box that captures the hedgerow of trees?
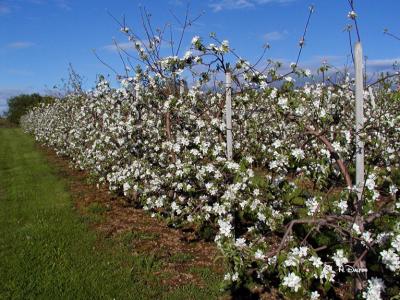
[7,94,54,125]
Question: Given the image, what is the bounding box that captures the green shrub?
[7,94,54,125]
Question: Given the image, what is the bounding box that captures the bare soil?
[38,145,225,290]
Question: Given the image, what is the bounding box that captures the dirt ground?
[39,145,225,289]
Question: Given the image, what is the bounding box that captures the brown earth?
[38,145,225,290]
[37,144,288,299]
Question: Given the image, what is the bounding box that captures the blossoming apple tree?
[20,3,400,299]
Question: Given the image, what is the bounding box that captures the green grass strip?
[0,128,222,300]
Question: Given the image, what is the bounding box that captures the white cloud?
[101,40,170,53]
[209,0,295,12]
[54,0,71,11]
[366,58,400,70]
[7,69,34,76]
[4,0,73,11]
[101,42,134,52]
[169,0,185,6]
[307,55,345,65]
[210,0,253,12]
[302,56,400,72]
[6,41,35,49]
[0,0,71,15]
[256,0,295,3]
[27,0,71,9]
[264,30,288,41]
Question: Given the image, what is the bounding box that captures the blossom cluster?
[20,36,400,298]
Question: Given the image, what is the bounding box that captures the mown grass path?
[0,128,222,300]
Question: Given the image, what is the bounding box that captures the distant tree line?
[6,94,54,125]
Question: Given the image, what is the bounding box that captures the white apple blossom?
[352,223,362,235]
[191,35,200,45]
[332,249,348,268]
[381,249,400,272]
[218,219,233,238]
[306,197,319,216]
[348,10,357,19]
[320,264,335,282]
[309,256,323,268]
[392,235,400,251]
[254,249,265,260]
[282,272,302,292]
[310,291,320,300]
[337,200,348,214]
[235,238,247,248]
[362,277,385,300]
[20,39,400,299]
[292,148,305,160]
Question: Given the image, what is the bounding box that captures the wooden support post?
[226,72,233,160]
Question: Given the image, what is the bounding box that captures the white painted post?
[368,86,376,110]
[225,72,233,160]
[355,42,364,201]
[135,83,140,100]
[179,80,185,97]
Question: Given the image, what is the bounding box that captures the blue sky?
[0,0,399,113]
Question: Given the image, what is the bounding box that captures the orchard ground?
[0,127,225,299]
